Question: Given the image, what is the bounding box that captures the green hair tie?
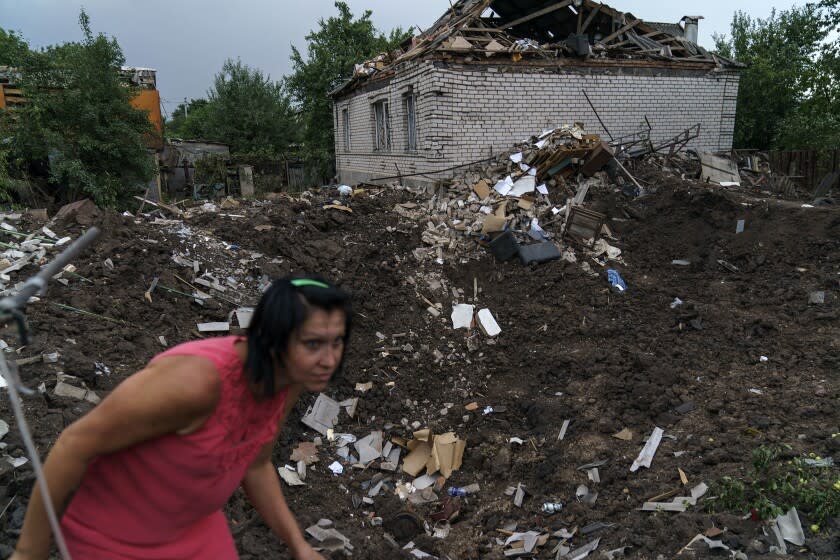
[291,279,330,289]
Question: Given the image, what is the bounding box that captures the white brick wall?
[334,61,740,187]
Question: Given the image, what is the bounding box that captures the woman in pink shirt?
[11,276,352,560]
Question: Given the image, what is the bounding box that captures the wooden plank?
[580,4,602,34]
[133,196,184,216]
[503,0,573,29]
[460,27,508,34]
[600,19,640,44]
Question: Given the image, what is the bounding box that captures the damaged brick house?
[331,0,743,187]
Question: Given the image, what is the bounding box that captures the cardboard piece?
[291,442,319,465]
[473,180,490,199]
[482,215,507,234]
[426,432,465,479]
[402,441,432,476]
[517,197,534,210]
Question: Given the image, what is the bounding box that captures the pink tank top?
[60,336,289,559]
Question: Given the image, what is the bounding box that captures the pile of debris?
[395,124,617,267]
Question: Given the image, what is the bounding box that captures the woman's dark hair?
[245,275,352,398]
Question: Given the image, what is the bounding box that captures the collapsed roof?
[332,0,743,98]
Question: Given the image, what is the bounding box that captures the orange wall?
[130,89,163,149]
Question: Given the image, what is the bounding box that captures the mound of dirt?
[0,180,837,559]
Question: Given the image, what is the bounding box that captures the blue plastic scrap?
[607,269,626,292]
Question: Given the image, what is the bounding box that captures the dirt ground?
[0,173,837,559]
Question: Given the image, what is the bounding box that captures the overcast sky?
[1,0,801,118]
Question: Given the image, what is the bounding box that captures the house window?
[404,93,417,151]
[373,100,391,151]
[342,108,350,150]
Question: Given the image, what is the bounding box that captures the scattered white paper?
[537,184,549,195]
[776,508,805,546]
[536,139,548,149]
[494,176,514,196]
[413,473,437,490]
[509,176,536,197]
[529,218,548,241]
[719,181,741,187]
[278,466,306,486]
[519,163,530,172]
[328,461,344,475]
[5,455,28,468]
[630,427,664,472]
[528,167,537,176]
[510,152,523,163]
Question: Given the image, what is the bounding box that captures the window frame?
[373,100,391,152]
[404,92,417,152]
[342,107,350,150]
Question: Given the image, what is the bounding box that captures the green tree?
[775,0,840,148]
[714,5,829,149]
[7,11,155,206]
[178,59,297,155]
[0,29,29,66]
[165,98,208,139]
[287,2,411,178]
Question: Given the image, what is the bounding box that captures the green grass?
[707,445,840,529]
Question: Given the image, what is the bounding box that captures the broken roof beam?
[502,0,573,30]
[599,19,641,45]
[579,4,602,33]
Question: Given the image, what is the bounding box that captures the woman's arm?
[241,455,322,559]
[13,357,221,560]
[241,386,325,559]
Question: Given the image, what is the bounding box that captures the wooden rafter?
[579,4,602,34]
[502,0,572,29]
[600,19,640,44]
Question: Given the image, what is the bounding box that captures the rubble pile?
[396,124,616,266]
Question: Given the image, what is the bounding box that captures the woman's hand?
[291,541,326,560]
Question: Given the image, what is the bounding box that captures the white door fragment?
[630,427,664,472]
[197,322,230,333]
[450,304,474,330]
[476,308,501,337]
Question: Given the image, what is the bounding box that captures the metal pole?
[581,90,614,142]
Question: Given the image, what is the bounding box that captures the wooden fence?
[767,149,840,194]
